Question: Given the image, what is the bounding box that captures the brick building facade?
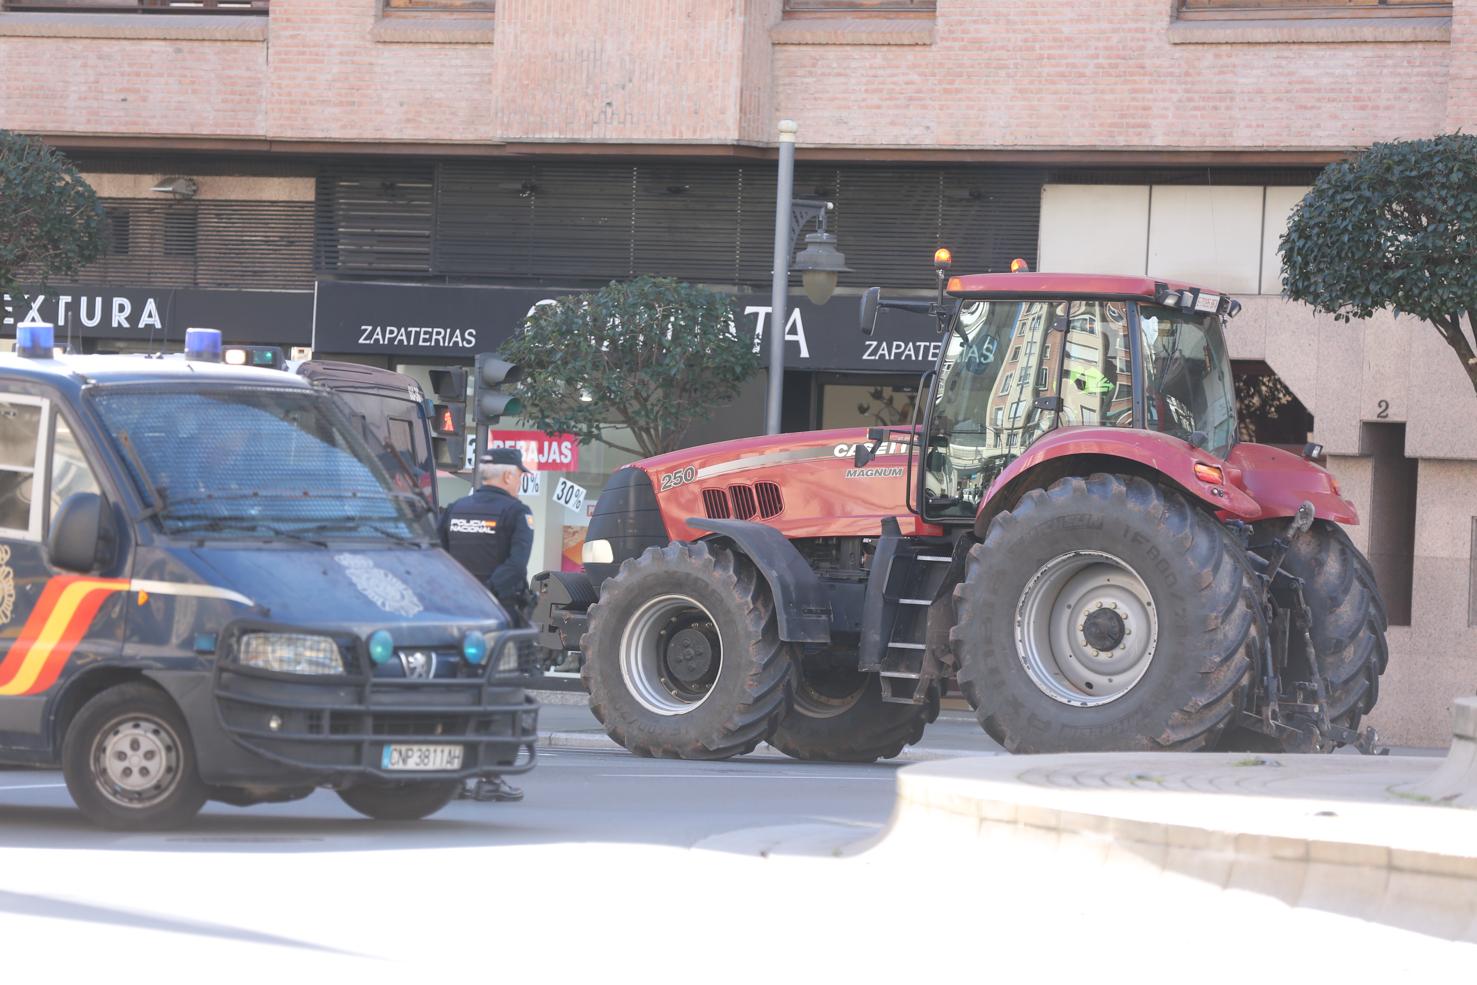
[1,0,1473,745]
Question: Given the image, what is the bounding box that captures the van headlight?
[492,636,529,674]
[238,633,345,675]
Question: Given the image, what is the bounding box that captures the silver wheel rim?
[91,714,185,808]
[619,594,723,716]
[1015,551,1159,707]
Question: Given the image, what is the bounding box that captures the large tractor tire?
[768,650,938,763]
[582,541,794,760]
[1220,520,1388,752]
[952,474,1261,754]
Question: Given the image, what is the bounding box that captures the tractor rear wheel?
[952,474,1261,754]
[768,650,938,763]
[1219,520,1388,752]
[582,541,794,760]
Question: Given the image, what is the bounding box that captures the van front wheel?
[62,683,209,831]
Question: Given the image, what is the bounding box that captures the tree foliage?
[0,130,105,297]
[499,276,761,458]
[1280,133,1477,396]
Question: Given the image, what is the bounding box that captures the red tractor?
[532,257,1388,761]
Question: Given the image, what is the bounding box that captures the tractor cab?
[918,271,1240,524]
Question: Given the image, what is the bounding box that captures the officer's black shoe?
[462,777,524,803]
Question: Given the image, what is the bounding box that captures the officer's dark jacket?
[437,485,534,599]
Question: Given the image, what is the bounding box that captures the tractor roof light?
[1010,258,1030,273]
[934,247,953,269]
[794,231,851,305]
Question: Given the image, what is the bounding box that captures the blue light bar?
[184,327,223,363]
[16,323,55,359]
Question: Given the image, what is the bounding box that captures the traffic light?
[426,367,468,469]
[473,353,523,424]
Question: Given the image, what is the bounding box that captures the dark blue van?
[0,327,537,829]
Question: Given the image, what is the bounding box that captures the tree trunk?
[1434,313,1477,398]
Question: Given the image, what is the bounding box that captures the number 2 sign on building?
[486,430,579,472]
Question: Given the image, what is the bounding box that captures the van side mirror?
[48,492,117,573]
[859,287,881,337]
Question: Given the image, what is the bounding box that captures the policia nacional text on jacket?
[437,449,534,618]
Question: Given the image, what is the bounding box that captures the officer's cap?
[482,447,532,474]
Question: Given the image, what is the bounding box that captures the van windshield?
[92,386,429,542]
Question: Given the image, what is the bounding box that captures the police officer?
[438,448,536,626]
[438,447,534,804]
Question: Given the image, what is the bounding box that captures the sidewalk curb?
[537,729,1000,763]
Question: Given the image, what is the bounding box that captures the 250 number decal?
[659,466,697,491]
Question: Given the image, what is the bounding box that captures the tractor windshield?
[1137,305,1237,457]
[922,299,1133,521]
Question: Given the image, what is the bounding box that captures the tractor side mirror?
[48,492,117,573]
[853,427,887,468]
[859,287,881,337]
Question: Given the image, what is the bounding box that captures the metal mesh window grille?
[315,160,1044,290]
[23,198,315,290]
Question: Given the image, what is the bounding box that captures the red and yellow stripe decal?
[0,577,129,697]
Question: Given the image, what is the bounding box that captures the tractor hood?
[628,428,939,544]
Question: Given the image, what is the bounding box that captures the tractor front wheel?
[582,542,794,760]
[952,474,1262,754]
[768,650,937,763]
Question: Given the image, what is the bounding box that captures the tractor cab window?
[1058,301,1134,429]
[923,300,1052,521]
[1138,305,1237,457]
[922,299,1133,522]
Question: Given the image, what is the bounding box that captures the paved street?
[0,746,900,851]
[4,741,1468,976]
[0,747,905,973]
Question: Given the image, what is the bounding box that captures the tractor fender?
[973,428,1264,537]
[686,518,832,644]
[1222,442,1357,524]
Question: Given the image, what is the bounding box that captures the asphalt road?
[0,748,903,973]
[0,747,900,850]
[2,746,1466,976]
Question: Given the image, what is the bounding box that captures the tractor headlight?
[238,633,345,675]
[581,539,614,564]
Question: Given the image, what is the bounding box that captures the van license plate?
[381,744,463,771]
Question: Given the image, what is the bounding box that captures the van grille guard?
[212,628,540,780]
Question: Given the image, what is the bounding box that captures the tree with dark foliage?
[0,131,104,300]
[1281,134,1477,397]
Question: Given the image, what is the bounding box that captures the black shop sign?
[312,279,943,372]
[3,287,312,347]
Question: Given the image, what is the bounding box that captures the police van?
[0,326,537,829]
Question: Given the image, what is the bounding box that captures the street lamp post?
[764,120,849,436]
